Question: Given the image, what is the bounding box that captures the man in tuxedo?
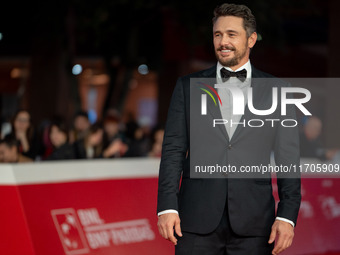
[157,3,301,255]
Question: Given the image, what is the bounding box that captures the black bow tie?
[220,68,247,82]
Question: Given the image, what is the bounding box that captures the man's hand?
[157,213,182,245]
[268,220,294,255]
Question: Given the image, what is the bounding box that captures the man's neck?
[225,58,249,71]
[218,60,250,72]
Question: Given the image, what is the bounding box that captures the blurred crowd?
[0,109,164,163]
[1,109,339,164]
[299,116,339,162]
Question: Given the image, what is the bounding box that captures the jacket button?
[228,144,232,149]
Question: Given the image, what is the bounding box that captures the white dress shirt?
[216,60,252,139]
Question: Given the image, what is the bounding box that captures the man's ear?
[248,32,257,49]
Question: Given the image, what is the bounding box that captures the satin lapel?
[206,90,230,141]
[202,65,230,141]
[230,66,262,143]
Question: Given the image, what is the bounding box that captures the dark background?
[1,0,339,145]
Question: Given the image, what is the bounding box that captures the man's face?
[213,16,256,70]
[0,144,17,163]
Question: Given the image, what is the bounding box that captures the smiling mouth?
[221,49,232,53]
[219,49,234,56]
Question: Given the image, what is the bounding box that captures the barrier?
[0,158,339,255]
[0,159,173,255]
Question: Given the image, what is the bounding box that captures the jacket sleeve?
[274,84,302,226]
[157,77,188,213]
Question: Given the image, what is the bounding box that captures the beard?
[215,43,248,67]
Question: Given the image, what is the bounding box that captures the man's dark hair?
[212,3,256,37]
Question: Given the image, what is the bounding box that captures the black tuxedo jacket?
[157,65,301,236]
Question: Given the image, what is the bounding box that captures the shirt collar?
[217,60,252,79]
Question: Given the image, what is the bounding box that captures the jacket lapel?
[201,65,230,141]
[229,65,263,143]
[197,65,266,143]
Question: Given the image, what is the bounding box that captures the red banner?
[0,159,339,255]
